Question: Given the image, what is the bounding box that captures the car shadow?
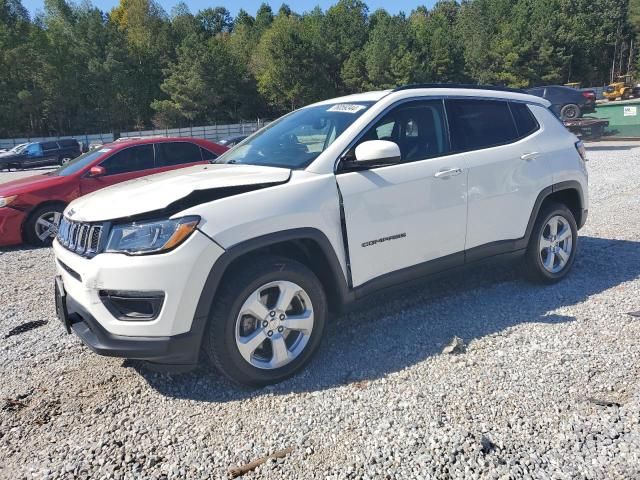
[0,244,50,255]
[132,235,639,402]
[585,145,638,151]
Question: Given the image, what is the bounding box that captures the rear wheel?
[59,157,72,166]
[560,103,581,120]
[524,202,578,284]
[24,204,65,247]
[204,255,327,387]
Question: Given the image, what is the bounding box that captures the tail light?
[575,141,588,162]
[581,91,596,100]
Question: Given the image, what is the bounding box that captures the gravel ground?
[1,143,639,480]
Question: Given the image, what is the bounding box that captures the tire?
[24,204,65,247]
[204,255,328,387]
[524,202,578,284]
[560,104,581,120]
[59,157,71,166]
[622,90,631,100]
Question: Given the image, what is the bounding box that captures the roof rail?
[392,83,526,94]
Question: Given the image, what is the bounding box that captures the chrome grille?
[57,217,104,257]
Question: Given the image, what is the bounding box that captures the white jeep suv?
[53,85,588,386]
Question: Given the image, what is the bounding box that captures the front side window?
[216,102,373,169]
[446,99,519,152]
[352,99,450,164]
[155,142,202,167]
[52,149,108,176]
[100,144,155,175]
[25,143,42,156]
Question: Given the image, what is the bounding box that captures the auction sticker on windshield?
[327,104,367,113]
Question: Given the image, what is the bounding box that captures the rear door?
[40,141,62,166]
[79,144,157,195]
[154,141,207,173]
[336,99,468,287]
[446,99,551,255]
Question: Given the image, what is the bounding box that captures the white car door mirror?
[354,140,401,167]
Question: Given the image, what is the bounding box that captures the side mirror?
[88,166,106,178]
[354,140,401,166]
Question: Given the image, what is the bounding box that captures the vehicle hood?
[66,163,292,222]
[0,172,67,197]
[0,152,21,161]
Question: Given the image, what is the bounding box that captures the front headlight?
[0,195,17,208]
[105,216,200,255]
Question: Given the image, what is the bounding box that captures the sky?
[22,0,436,17]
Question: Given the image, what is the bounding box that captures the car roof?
[309,85,549,109]
[104,136,218,149]
[310,90,392,106]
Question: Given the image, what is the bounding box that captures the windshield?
[215,102,374,169]
[10,143,28,154]
[51,147,111,176]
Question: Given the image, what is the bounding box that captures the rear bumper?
[65,294,200,366]
[0,207,25,247]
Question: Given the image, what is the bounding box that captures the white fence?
[0,133,115,150]
[0,120,268,150]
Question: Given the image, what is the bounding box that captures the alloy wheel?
[235,280,314,370]
[35,211,62,242]
[539,215,573,274]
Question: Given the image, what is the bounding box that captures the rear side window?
[155,142,202,167]
[510,103,539,137]
[200,147,218,161]
[446,99,518,151]
[41,141,59,151]
[58,139,78,148]
[100,145,155,175]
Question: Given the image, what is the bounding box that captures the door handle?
[520,152,539,161]
[434,167,463,179]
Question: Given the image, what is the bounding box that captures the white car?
[53,85,588,386]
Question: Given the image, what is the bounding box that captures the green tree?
[197,7,233,36]
[361,10,417,89]
[410,2,466,83]
[253,14,333,110]
[323,0,369,93]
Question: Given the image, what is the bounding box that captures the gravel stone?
[1,142,639,479]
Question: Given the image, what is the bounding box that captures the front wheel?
[59,157,72,166]
[204,255,327,387]
[24,204,65,247]
[524,202,578,284]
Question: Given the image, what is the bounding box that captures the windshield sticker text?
[327,104,367,114]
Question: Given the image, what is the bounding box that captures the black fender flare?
[188,228,351,350]
[524,181,585,244]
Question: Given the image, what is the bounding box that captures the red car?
[0,137,227,247]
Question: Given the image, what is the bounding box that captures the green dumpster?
[590,99,640,138]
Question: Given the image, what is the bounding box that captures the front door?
[336,99,468,288]
[80,144,157,195]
